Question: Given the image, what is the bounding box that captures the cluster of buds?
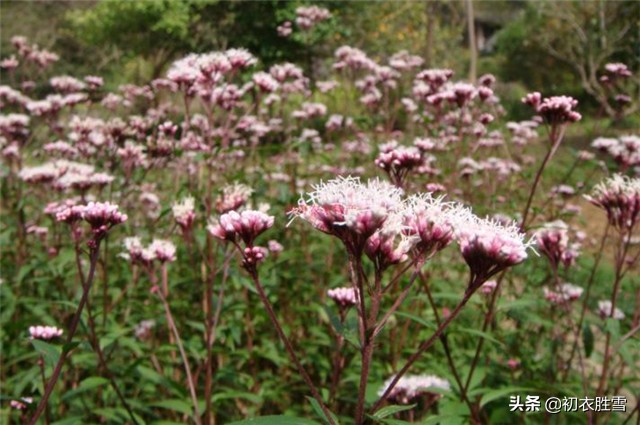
[535,220,581,270]
[327,287,358,308]
[591,135,640,172]
[378,374,450,405]
[523,92,581,125]
[543,283,583,305]
[374,145,424,186]
[295,5,331,31]
[586,174,640,233]
[122,237,177,266]
[208,210,274,269]
[56,201,127,248]
[29,325,63,340]
[600,62,632,84]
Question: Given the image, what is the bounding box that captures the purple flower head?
[327,287,358,308]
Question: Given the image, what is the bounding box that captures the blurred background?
[1,0,639,124]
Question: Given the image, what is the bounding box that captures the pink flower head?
[586,175,640,232]
[480,280,497,295]
[524,93,581,124]
[252,71,279,93]
[267,239,284,254]
[365,213,415,270]
[295,5,331,31]
[543,283,583,304]
[535,220,580,268]
[455,215,533,283]
[379,374,450,404]
[507,358,520,370]
[327,287,358,307]
[29,325,63,340]
[402,193,462,259]
[598,300,625,320]
[242,246,268,266]
[277,21,293,37]
[603,62,632,80]
[215,183,253,214]
[10,397,33,410]
[172,196,196,231]
[149,239,176,263]
[208,210,274,247]
[289,176,403,255]
[375,145,424,186]
[225,48,257,70]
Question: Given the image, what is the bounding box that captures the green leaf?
[480,386,536,407]
[212,391,262,404]
[226,416,322,425]
[61,376,109,400]
[31,339,61,368]
[371,403,416,419]
[583,323,594,358]
[305,396,340,425]
[455,328,504,348]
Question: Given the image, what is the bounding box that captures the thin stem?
[596,230,632,398]
[28,245,101,425]
[372,278,481,412]
[422,273,479,423]
[157,285,202,425]
[563,223,610,381]
[372,267,421,339]
[247,268,335,425]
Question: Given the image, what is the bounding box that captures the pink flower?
[277,21,293,37]
[327,287,358,307]
[455,215,533,282]
[507,358,520,370]
[148,239,176,263]
[375,145,424,185]
[289,176,403,255]
[172,196,196,231]
[29,325,63,340]
[379,374,450,404]
[543,283,583,304]
[215,183,253,214]
[267,240,284,254]
[208,210,274,246]
[523,93,581,124]
[480,280,497,295]
[598,300,625,320]
[10,397,32,410]
[586,174,640,232]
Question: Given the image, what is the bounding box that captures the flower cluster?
[378,374,450,404]
[208,210,274,254]
[523,92,581,125]
[455,216,534,283]
[122,237,176,265]
[586,174,640,232]
[591,134,640,172]
[535,220,581,269]
[598,300,625,320]
[56,201,127,246]
[295,6,331,31]
[172,196,196,233]
[29,325,63,340]
[327,287,358,307]
[543,283,583,305]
